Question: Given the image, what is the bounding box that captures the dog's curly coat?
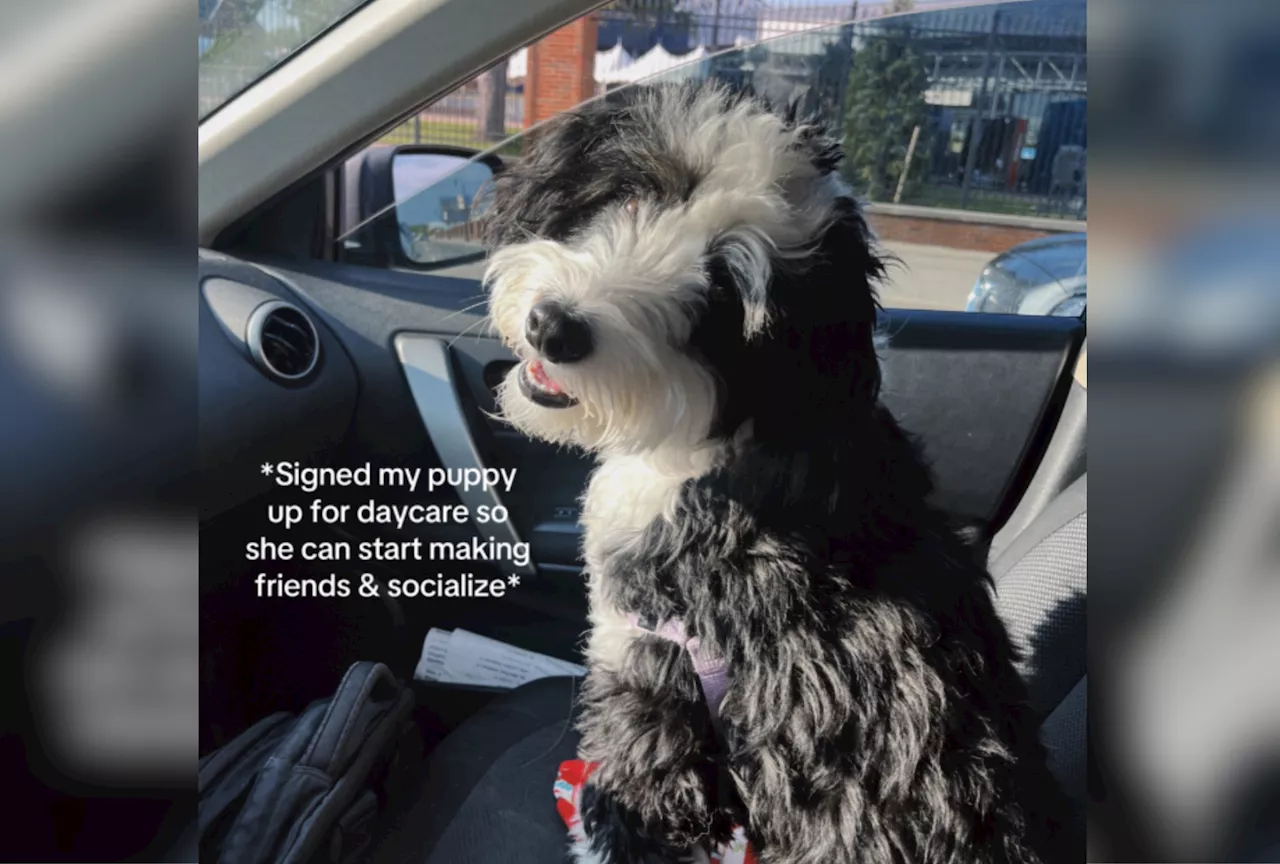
[485,83,1070,864]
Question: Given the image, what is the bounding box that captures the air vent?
[246,300,320,381]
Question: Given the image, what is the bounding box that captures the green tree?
[806,24,855,125]
[841,30,930,201]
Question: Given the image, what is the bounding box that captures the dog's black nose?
[525,300,593,364]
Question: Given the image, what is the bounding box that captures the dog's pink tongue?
[529,360,563,394]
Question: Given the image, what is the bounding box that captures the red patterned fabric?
[554,760,756,863]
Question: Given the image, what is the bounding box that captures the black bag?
[192,661,422,864]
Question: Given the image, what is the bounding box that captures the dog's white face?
[485,84,872,457]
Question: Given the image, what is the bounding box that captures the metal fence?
[376,1,1085,220]
[379,86,525,151]
[870,3,1088,218]
[200,0,1085,221]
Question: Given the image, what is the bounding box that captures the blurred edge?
[1089,0,1280,862]
[2,0,1280,860]
[0,0,197,860]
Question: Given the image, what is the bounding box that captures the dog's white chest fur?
[579,447,723,670]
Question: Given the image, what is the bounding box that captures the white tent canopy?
[594,42,634,80]
[600,43,710,85]
[506,47,527,81]
[507,43,635,83]
[508,42,707,85]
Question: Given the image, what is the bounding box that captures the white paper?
[413,627,586,688]
[413,627,454,682]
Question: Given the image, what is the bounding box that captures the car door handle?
[394,334,535,576]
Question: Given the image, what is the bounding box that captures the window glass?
[199,0,372,119]
[343,1,1086,316]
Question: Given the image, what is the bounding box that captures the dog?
[484,82,1069,864]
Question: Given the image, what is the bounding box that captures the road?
[877,241,992,312]
[433,240,994,313]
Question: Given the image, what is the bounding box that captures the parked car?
[965,232,1086,317]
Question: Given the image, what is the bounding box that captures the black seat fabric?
[372,478,1088,863]
[1039,676,1087,832]
[364,677,582,864]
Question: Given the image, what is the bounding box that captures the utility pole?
[711,0,723,49]
[960,9,999,210]
[477,58,510,142]
[894,124,921,203]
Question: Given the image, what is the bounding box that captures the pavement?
[434,240,995,313]
[877,241,993,312]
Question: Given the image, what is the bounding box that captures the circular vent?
[247,300,320,381]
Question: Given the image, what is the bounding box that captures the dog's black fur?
[487,83,1071,864]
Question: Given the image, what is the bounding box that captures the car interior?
[196,0,1088,858]
[197,211,1088,852]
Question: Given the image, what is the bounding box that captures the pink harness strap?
[627,613,729,719]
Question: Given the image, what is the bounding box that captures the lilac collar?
[627,613,729,720]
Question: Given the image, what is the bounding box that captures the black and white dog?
[485,83,1068,864]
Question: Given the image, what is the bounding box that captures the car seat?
[364,476,1089,863]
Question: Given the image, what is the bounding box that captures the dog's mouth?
[517,359,577,408]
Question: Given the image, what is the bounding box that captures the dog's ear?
[803,199,886,409]
[706,115,863,343]
[735,199,887,448]
[485,102,626,247]
[708,228,776,340]
[485,110,581,248]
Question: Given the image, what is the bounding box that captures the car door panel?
[876,311,1083,528]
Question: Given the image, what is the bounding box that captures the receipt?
[413,628,454,681]
[414,628,585,688]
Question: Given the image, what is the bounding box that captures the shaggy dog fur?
[484,83,1070,864]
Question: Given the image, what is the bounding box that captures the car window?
[340,1,1086,317]
[199,0,373,120]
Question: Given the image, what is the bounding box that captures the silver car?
[965,232,1086,317]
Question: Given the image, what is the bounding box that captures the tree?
[841,30,931,201]
[889,0,915,13]
[806,24,855,124]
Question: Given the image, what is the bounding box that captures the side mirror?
[341,144,504,269]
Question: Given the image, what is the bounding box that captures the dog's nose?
[525,300,593,364]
